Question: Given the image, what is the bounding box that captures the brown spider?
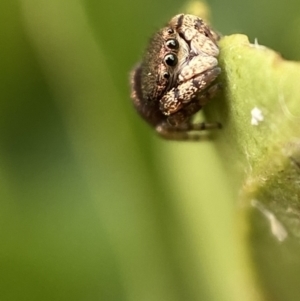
[130,14,221,140]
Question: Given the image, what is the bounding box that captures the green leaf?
[205,34,300,300]
[2,0,300,300]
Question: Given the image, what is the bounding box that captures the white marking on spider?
[251,107,264,126]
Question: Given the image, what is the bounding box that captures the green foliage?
[206,34,300,301]
[1,0,300,301]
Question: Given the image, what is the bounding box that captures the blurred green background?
[1,1,300,301]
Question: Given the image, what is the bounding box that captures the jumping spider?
[130,14,221,140]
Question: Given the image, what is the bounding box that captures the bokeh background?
[1,0,300,300]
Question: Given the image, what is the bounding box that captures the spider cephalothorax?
[130,14,221,140]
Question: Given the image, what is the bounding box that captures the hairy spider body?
[130,14,221,140]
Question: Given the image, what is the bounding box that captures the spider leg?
[155,81,222,141]
[156,121,221,141]
[159,67,221,115]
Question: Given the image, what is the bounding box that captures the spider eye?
[164,54,178,67]
[163,72,170,79]
[166,39,179,50]
[167,28,174,34]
